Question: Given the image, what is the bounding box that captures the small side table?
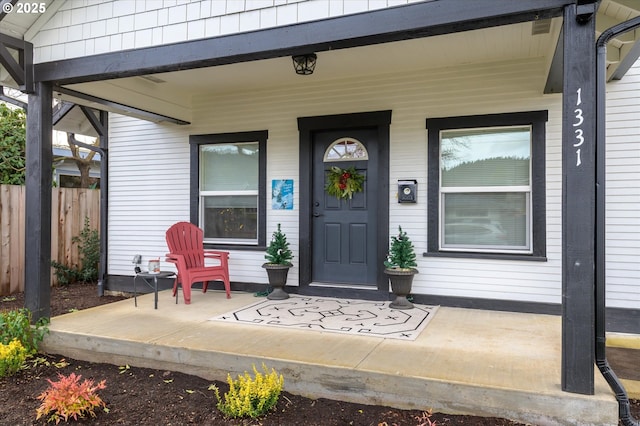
[134,271,175,309]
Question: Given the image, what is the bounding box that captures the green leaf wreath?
[325,166,365,199]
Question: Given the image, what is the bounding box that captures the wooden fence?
[0,185,100,296]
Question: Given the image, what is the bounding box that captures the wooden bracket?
[0,33,33,93]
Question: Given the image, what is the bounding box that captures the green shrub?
[36,372,107,424]
[213,364,284,418]
[0,308,49,354]
[51,216,100,285]
[73,216,100,283]
[0,103,26,185]
[50,261,80,286]
[0,339,28,377]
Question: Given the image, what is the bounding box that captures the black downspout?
[595,16,640,426]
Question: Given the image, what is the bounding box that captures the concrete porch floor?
[41,289,619,426]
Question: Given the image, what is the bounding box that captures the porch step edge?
[41,330,618,426]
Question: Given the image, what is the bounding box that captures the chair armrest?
[165,253,179,262]
[203,250,229,267]
[165,253,186,272]
[203,250,229,259]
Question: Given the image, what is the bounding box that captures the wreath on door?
[325,166,365,199]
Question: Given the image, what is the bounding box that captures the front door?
[311,128,378,286]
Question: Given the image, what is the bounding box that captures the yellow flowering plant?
[213,364,284,418]
[0,339,28,377]
[0,308,49,354]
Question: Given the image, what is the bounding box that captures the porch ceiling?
[59,19,564,124]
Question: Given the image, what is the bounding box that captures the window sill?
[204,244,267,252]
[423,251,547,262]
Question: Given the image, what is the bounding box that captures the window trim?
[190,130,268,249]
[426,111,547,260]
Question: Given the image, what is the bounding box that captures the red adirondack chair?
[165,222,230,304]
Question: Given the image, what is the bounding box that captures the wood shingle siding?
[31,0,403,62]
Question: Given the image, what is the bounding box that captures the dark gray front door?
[312,128,378,286]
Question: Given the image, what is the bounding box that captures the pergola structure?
[1,0,640,402]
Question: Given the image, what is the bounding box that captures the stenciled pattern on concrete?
[210,295,438,340]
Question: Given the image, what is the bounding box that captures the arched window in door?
[323,137,369,162]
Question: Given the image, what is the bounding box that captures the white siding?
[107,116,191,276]
[604,59,640,309]
[42,0,639,308]
[31,0,419,62]
[109,56,569,304]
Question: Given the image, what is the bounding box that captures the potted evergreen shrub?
[262,224,293,300]
[384,226,418,309]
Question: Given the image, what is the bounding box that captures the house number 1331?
[573,88,584,167]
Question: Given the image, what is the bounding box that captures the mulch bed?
[1,283,637,425]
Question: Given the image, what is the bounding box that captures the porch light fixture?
[292,53,317,75]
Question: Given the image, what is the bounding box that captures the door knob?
[313,212,322,217]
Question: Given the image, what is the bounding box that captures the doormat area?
[209,295,438,341]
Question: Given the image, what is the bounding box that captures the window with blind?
[190,131,267,247]
[200,142,259,243]
[427,111,547,259]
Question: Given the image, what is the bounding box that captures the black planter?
[384,268,417,309]
[262,263,291,300]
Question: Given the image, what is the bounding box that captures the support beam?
[24,81,53,322]
[52,101,75,125]
[544,26,564,94]
[80,105,106,136]
[0,33,34,93]
[98,110,108,297]
[0,35,25,85]
[561,2,597,395]
[54,86,190,125]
